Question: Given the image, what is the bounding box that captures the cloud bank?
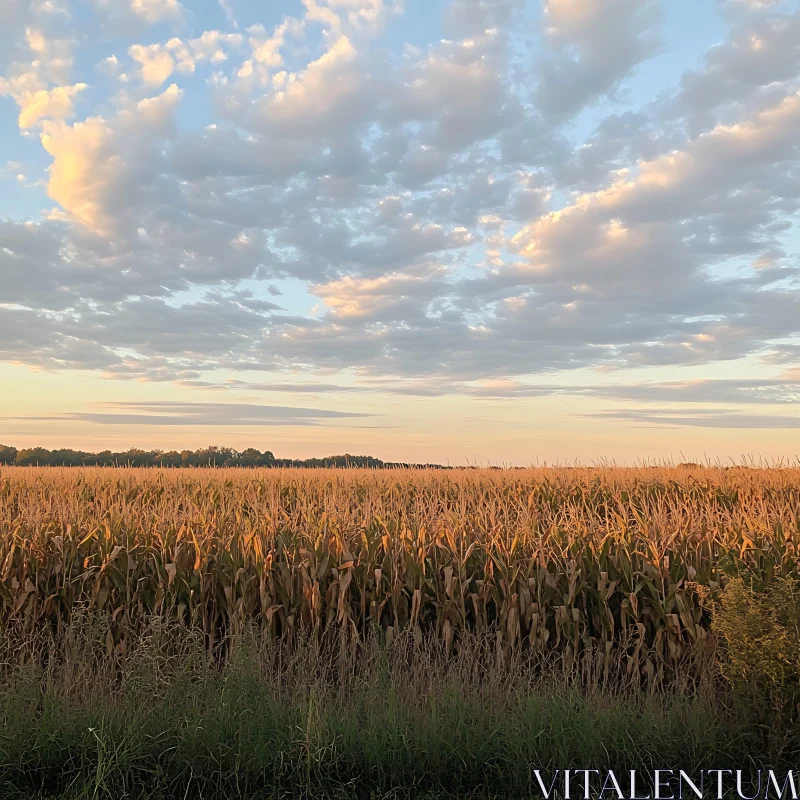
[1,0,799,441]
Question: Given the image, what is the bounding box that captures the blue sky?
[1,0,799,464]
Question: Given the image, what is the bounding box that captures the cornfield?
[2,465,799,684]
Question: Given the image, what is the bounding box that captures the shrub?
[713,577,800,724]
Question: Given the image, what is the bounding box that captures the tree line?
[0,444,446,469]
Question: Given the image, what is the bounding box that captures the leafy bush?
[713,577,800,721]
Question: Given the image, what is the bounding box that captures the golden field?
[1,465,798,684]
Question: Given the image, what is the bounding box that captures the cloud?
[388,29,519,155]
[0,219,79,310]
[313,267,449,320]
[0,26,81,128]
[16,82,86,127]
[217,380,367,394]
[444,0,522,36]
[253,35,363,136]
[127,34,242,86]
[10,401,374,427]
[40,83,183,235]
[667,8,800,128]
[218,0,238,29]
[302,0,403,37]
[724,0,783,12]
[585,408,800,429]
[129,0,183,24]
[586,378,800,405]
[536,0,663,119]
[466,376,800,405]
[246,19,301,70]
[129,43,181,85]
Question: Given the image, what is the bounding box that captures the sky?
[0,0,799,465]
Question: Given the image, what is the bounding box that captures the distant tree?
[181,450,198,467]
[94,450,115,466]
[122,448,152,467]
[1,443,443,468]
[159,451,182,467]
[238,448,275,467]
[16,448,52,466]
[49,449,84,466]
[0,445,18,465]
[238,448,262,467]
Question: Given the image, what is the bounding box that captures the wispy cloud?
[584,409,800,429]
[218,0,237,29]
[8,402,375,427]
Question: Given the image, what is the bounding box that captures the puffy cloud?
[389,29,519,154]
[129,43,179,85]
[303,0,402,36]
[190,30,243,63]
[129,0,183,23]
[247,17,304,72]
[313,268,448,320]
[0,26,81,128]
[668,8,800,127]
[254,35,362,134]
[537,0,663,119]
[15,82,86,127]
[509,90,800,289]
[127,32,245,85]
[40,83,182,235]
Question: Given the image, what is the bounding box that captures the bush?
[713,577,800,722]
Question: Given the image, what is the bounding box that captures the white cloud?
[129,43,178,85]
[10,82,85,127]
[298,0,403,37]
[313,268,447,319]
[249,34,366,139]
[668,9,800,125]
[218,0,238,29]
[0,27,83,128]
[247,18,304,72]
[130,0,183,23]
[40,83,183,235]
[190,30,242,63]
[127,32,245,85]
[537,0,663,119]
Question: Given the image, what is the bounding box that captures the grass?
[0,619,787,800]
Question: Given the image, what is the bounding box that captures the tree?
[49,449,83,466]
[181,450,198,467]
[239,448,275,467]
[122,448,152,467]
[159,451,182,467]
[0,445,18,465]
[15,448,52,466]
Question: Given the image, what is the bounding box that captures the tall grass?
[0,616,784,800]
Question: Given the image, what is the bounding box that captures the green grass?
[0,618,794,800]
